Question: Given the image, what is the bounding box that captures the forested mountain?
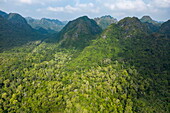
[55,16,102,49]
[159,20,170,35]
[0,11,169,113]
[0,12,43,52]
[94,15,117,29]
[140,16,162,32]
[26,17,67,33]
[140,16,161,25]
[67,17,170,112]
[7,13,34,32]
[118,17,150,36]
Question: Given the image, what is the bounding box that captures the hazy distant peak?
[140,15,154,24]
[40,18,63,25]
[141,16,152,21]
[94,15,117,29]
[101,15,113,19]
[26,17,66,33]
[25,17,34,20]
[140,15,162,26]
[7,13,26,22]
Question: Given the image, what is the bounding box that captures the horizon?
[0,9,168,22]
[0,0,170,21]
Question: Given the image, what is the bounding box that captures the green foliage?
[68,23,122,69]
[159,20,170,35]
[0,14,44,52]
[0,45,141,112]
[56,16,102,49]
[0,16,169,113]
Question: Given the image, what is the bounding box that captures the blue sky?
[0,0,170,21]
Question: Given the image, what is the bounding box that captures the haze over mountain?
[94,15,117,29]
[1,0,169,21]
[0,9,169,113]
[140,16,163,32]
[140,16,162,25]
[26,17,67,33]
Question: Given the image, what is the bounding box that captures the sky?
[0,0,170,21]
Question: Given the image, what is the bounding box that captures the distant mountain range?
[0,10,168,52]
[26,15,118,33]
[25,17,67,34]
[94,15,117,29]
[140,16,162,26]
[140,16,163,32]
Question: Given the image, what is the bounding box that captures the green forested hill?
[159,20,170,35]
[140,16,162,33]
[0,14,169,113]
[0,12,43,52]
[55,16,102,49]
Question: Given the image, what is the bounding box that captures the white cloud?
[47,5,79,13]
[102,0,170,21]
[150,0,170,8]
[47,2,98,13]
[104,0,170,12]
[95,0,101,2]
[1,0,169,21]
[19,0,32,4]
[47,7,64,12]
[17,0,61,5]
[65,5,79,13]
[76,3,94,8]
[105,0,147,11]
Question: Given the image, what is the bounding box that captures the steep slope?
[94,15,117,29]
[159,20,170,35]
[26,17,66,33]
[6,13,33,33]
[140,16,161,25]
[140,16,162,32]
[68,17,169,112]
[57,16,102,49]
[118,17,149,37]
[69,17,151,68]
[0,10,7,17]
[0,12,42,52]
[0,15,169,113]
